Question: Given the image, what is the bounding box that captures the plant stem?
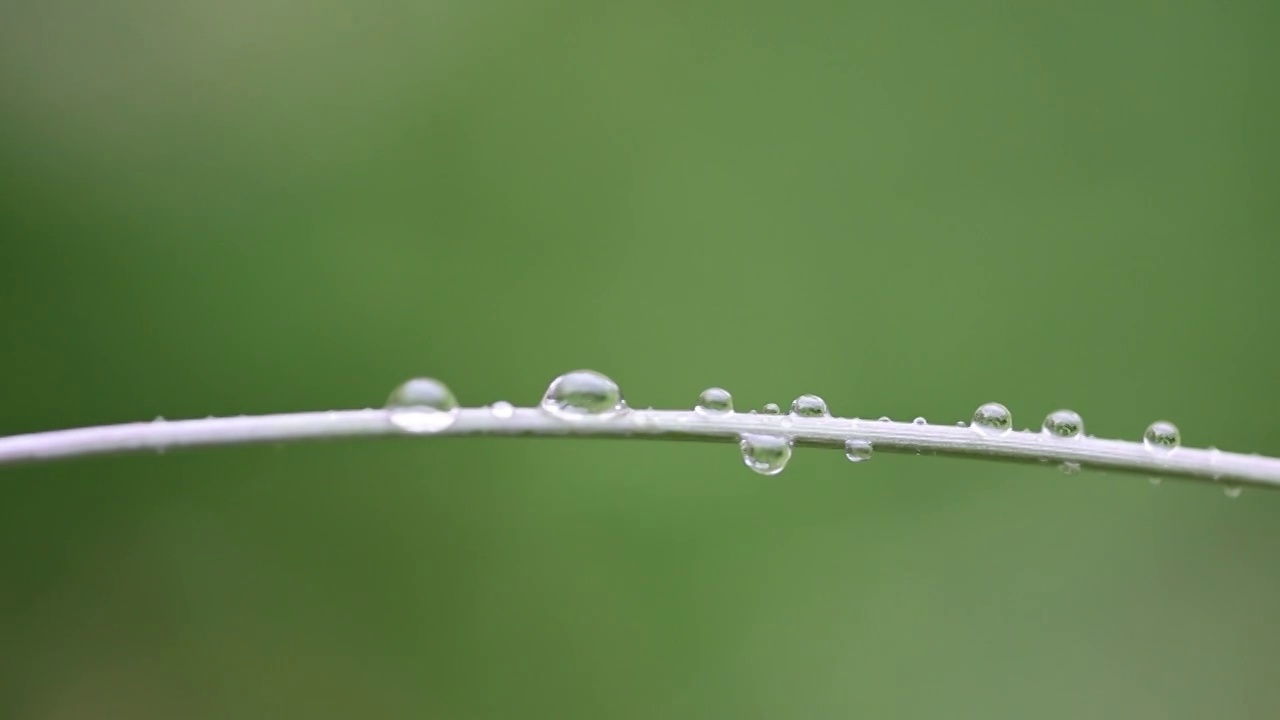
[0,407,1276,488]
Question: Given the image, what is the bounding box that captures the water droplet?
[490,401,515,419]
[878,416,892,423]
[386,377,459,433]
[1059,461,1081,475]
[844,438,873,463]
[1042,409,1084,438]
[1148,476,1163,486]
[151,416,168,454]
[1208,446,1223,480]
[739,433,792,476]
[762,403,781,415]
[695,387,734,415]
[1223,482,1242,499]
[790,394,829,417]
[912,417,927,425]
[971,402,1011,434]
[541,370,626,419]
[1142,420,1180,453]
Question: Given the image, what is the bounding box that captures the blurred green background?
[2,0,1278,717]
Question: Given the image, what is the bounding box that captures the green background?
[2,1,1278,717]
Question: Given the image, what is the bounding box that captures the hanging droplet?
[490,401,515,419]
[695,387,734,415]
[386,377,460,433]
[790,394,829,417]
[541,370,626,419]
[1042,409,1084,438]
[971,402,1012,434]
[844,438,873,463]
[1142,420,1180,453]
[739,433,792,476]
[1223,482,1242,499]
[1059,461,1081,475]
[762,403,781,415]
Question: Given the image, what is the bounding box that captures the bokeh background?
[2,1,1278,717]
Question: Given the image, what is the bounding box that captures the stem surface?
[1,407,1276,488]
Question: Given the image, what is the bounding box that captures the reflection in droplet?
[972,402,1011,434]
[739,433,792,476]
[790,394,829,417]
[386,377,460,433]
[541,370,626,419]
[844,438,873,463]
[696,387,734,415]
[1142,420,1180,454]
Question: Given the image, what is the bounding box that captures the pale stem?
[0,408,1277,488]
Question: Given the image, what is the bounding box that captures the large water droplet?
[1223,482,1242,499]
[696,387,734,415]
[762,403,781,415]
[490,401,515,419]
[1042,409,1084,438]
[972,402,1012,434]
[739,433,792,476]
[541,370,626,419]
[844,438,873,463]
[1143,420,1180,453]
[386,377,459,433]
[790,394,829,417]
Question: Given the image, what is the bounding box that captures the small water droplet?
[386,377,459,433]
[1143,420,1180,453]
[956,421,967,427]
[1208,446,1223,480]
[844,438,873,463]
[878,416,892,423]
[152,416,168,454]
[790,394,829,417]
[695,387,734,415]
[762,403,781,415]
[971,402,1012,434]
[1148,476,1163,486]
[1059,461,1081,475]
[1223,482,1242,499]
[912,417,927,425]
[541,369,626,419]
[1042,409,1084,438]
[739,433,792,476]
[490,401,515,419]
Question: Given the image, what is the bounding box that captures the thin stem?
[0,407,1277,488]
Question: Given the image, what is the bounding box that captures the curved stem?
[0,407,1276,488]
